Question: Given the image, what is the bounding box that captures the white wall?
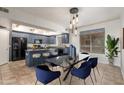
[121,50,124,78]
[0,17,11,65]
[70,19,121,67]
[120,13,124,78]
[0,17,11,29]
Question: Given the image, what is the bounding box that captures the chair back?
[35,65,51,84]
[71,63,91,79]
[82,64,91,79]
[88,57,98,68]
[35,65,61,84]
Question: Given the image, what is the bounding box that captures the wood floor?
[0,60,124,85]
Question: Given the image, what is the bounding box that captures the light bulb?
[72,16,75,25]
[75,27,78,35]
[70,21,72,29]
[76,14,78,23]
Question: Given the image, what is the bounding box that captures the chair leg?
[83,79,86,85]
[69,75,73,85]
[90,75,94,85]
[61,67,64,72]
[59,77,61,85]
[35,80,38,85]
[62,67,64,72]
[96,66,100,76]
[93,69,97,82]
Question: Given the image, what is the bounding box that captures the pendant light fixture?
[69,7,79,35]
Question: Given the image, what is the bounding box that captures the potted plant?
[106,34,119,65]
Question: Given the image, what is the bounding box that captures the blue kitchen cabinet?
[47,36,56,44]
[12,31,56,44]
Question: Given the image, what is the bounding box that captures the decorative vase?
[108,58,114,65]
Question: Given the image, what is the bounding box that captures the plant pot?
[108,58,114,65]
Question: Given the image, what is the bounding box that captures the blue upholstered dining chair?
[88,57,100,81]
[70,62,94,85]
[35,65,61,85]
[80,57,100,82]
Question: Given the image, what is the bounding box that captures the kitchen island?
[25,47,69,67]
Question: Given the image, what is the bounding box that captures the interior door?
[0,29,9,65]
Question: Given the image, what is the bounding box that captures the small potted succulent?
[106,34,119,65]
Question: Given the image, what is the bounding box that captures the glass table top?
[45,55,74,68]
[45,54,89,81]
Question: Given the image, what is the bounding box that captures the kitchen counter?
[25,47,70,67]
[26,49,49,52]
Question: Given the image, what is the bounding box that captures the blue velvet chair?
[88,57,100,81]
[80,57,100,82]
[35,65,61,85]
[70,63,94,85]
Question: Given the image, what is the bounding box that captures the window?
[80,28,105,54]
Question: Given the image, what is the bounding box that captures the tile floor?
[0,60,124,85]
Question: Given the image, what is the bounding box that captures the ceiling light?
[69,7,79,35]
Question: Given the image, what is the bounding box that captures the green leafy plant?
[106,34,119,63]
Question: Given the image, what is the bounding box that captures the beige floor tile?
[0,60,124,85]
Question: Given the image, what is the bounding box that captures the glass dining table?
[45,55,73,68]
[45,55,89,81]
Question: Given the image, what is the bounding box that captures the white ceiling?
[11,7,124,28]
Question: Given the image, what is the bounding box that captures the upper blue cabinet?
[47,36,56,44]
[12,31,56,44]
[62,33,69,44]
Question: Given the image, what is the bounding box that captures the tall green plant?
[106,34,119,60]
